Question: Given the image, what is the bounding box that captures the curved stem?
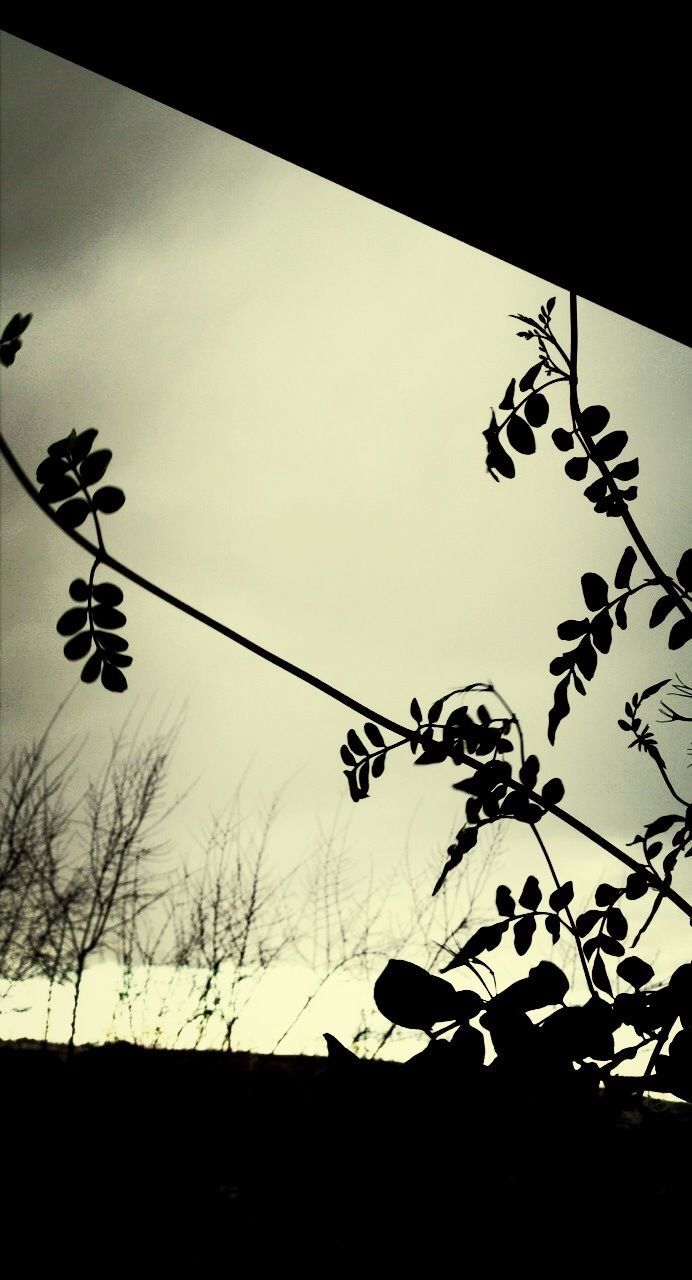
[489,687,595,996]
[530,824,596,998]
[3,428,692,924]
[568,293,692,626]
[496,375,568,432]
[0,430,411,739]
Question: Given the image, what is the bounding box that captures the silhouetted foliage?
[1,294,691,1245]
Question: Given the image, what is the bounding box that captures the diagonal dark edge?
[1,23,690,348]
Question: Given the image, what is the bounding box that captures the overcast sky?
[1,33,690,1052]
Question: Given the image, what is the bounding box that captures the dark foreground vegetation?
[3,1038,689,1257]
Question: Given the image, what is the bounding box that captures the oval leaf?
[580,405,610,436]
[101,662,127,693]
[63,631,93,661]
[69,578,90,602]
[92,583,124,606]
[594,431,628,462]
[92,605,126,630]
[581,573,609,612]
[56,607,88,637]
[80,652,102,684]
[551,428,574,452]
[676,549,692,592]
[614,546,637,590]
[564,456,589,481]
[524,392,549,428]
[79,449,112,486]
[92,485,125,514]
[507,414,535,455]
[56,497,90,529]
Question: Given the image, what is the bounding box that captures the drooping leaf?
[617,956,654,991]
[614,546,637,590]
[615,598,628,630]
[639,678,670,702]
[56,607,88,636]
[605,906,628,940]
[36,457,68,486]
[101,662,127,693]
[507,414,535,455]
[584,475,608,503]
[92,485,126,514]
[80,652,102,684]
[545,915,561,943]
[547,675,570,745]
[488,441,516,480]
[495,885,516,917]
[549,653,571,676]
[56,497,90,529]
[519,754,540,789]
[581,573,609,611]
[519,875,541,910]
[580,405,610,437]
[94,631,128,652]
[371,753,385,779]
[594,431,628,462]
[1,312,32,343]
[92,605,126,630]
[551,428,574,452]
[69,578,90,602]
[549,881,574,912]
[591,611,613,655]
[67,429,98,465]
[565,456,589,481]
[645,814,681,838]
[625,871,649,900]
[669,617,692,650]
[373,959,459,1029]
[541,777,565,807]
[524,392,549,428]
[649,595,676,628]
[612,458,639,481]
[519,362,543,392]
[106,652,133,669]
[676,549,692,592]
[557,618,589,640]
[574,635,597,680]
[576,909,601,938]
[347,729,367,756]
[79,449,112,486]
[92,582,124,606]
[594,883,620,907]
[591,952,612,997]
[40,475,80,503]
[499,379,516,410]
[63,631,92,661]
[513,915,536,956]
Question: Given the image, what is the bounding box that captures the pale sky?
[1,33,690,1054]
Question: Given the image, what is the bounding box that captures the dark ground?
[2,1039,689,1262]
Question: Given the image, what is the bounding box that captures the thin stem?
[531,825,596,998]
[3,428,691,923]
[496,375,568,432]
[490,687,595,996]
[568,293,692,627]
[0,430,411,739]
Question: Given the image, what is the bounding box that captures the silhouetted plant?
[1,299,690,1102]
